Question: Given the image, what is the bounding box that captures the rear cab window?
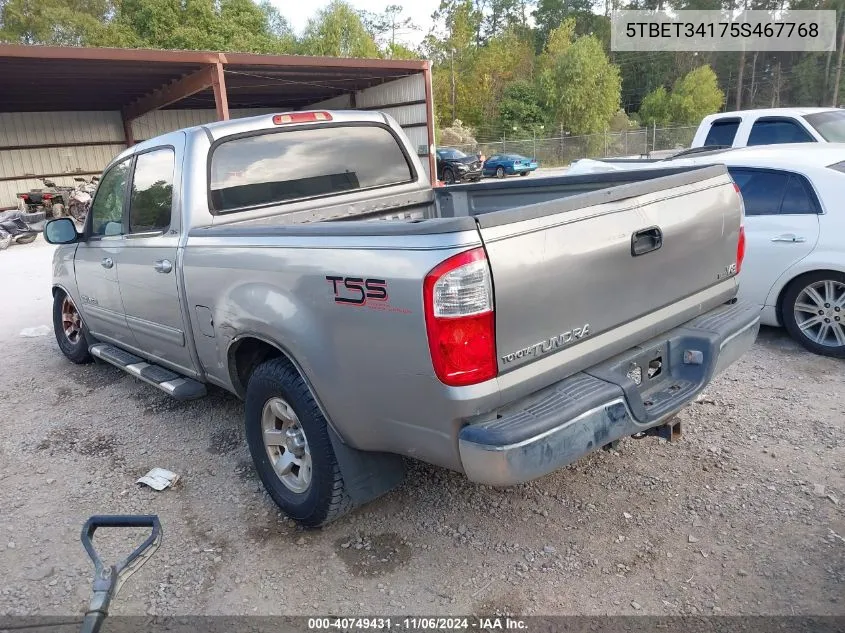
[747,118,815,146]
[803,110,845,142]
[209,124,414,213]
[703,118,740,146]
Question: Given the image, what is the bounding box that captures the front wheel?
[245,358,352,527]
[52,292,93,363]
[781,271,845,358]
[443,169,455,185]
[0,229,11,250]
[520,171,529,176]
[495,166,505,179]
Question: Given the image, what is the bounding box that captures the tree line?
[2,0,844,140]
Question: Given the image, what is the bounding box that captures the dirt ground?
[0,238,842,618]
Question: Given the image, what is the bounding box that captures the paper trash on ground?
[137,468,180,491]
[20,325,51,337]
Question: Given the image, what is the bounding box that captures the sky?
[269,0,441,47]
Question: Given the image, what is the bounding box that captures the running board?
[89,343,207,401]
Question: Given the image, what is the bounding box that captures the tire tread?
[247,358,352,527]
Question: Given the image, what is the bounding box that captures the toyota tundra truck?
[44,110,759,527]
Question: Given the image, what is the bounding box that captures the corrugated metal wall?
[131,108,281,141]
[1,71,431,208]
[0,111,124,209]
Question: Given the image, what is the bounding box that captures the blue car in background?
[482,154,539,178]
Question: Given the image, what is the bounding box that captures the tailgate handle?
[631,227,663,256]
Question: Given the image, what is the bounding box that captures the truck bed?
[197,163,742,386]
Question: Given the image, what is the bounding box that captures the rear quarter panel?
[181,230,494,471]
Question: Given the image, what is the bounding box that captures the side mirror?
[44,218,79,245]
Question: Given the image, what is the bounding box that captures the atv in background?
[16,176,97,220]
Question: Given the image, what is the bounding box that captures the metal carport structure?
[0,45,436,208]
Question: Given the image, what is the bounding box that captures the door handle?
[101,257,113,269]
[154,259,172,274]
[631,226,663,256]
[771,234,806,243]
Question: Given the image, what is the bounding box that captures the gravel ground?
[0,238,842,618]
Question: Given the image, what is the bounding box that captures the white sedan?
[569,145,845,357]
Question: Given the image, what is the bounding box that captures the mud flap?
[327,426,406,507]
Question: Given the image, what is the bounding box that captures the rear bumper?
[458,300,760,486]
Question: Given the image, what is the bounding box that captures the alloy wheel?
[261,396,313,494]
[793,279,845,348]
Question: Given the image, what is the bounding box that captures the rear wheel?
[51,203,65,218]
[245,358,352,527]
[781,271,845,358]
[495,166,505,179]
[52,292,93,363]
[520,171,529,176]
[0,229,11,251]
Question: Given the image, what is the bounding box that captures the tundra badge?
[502,324,591,364]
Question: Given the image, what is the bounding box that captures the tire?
[520,171,529,176]
[443,168,455,185]
[781,271,845,358]
[22,210,46,223]
[51,203,65,218]
[52,291,94,364]
[15,233,37,244]
[0,230,11,251]
[496,166,505,179]
[245,358,352,527]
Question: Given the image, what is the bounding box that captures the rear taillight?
[736,225,746,275]
[423,247,497,386]
[731,180,746,275]
[16,194,28,200]
[42,193,53,200]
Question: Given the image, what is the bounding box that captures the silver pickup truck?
[44,110,759,526]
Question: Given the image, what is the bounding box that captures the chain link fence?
[450,125,698,167]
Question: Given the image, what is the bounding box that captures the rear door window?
[728,168,820,216]
[703,119,740,146]
[780,175,820,214]
[209,124,414,213]
[728,168,789,216]
[747,119,815,146]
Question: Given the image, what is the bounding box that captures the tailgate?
[479,165,743,373]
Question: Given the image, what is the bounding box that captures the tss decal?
[325,276,411,314]
[326,276,387,305]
